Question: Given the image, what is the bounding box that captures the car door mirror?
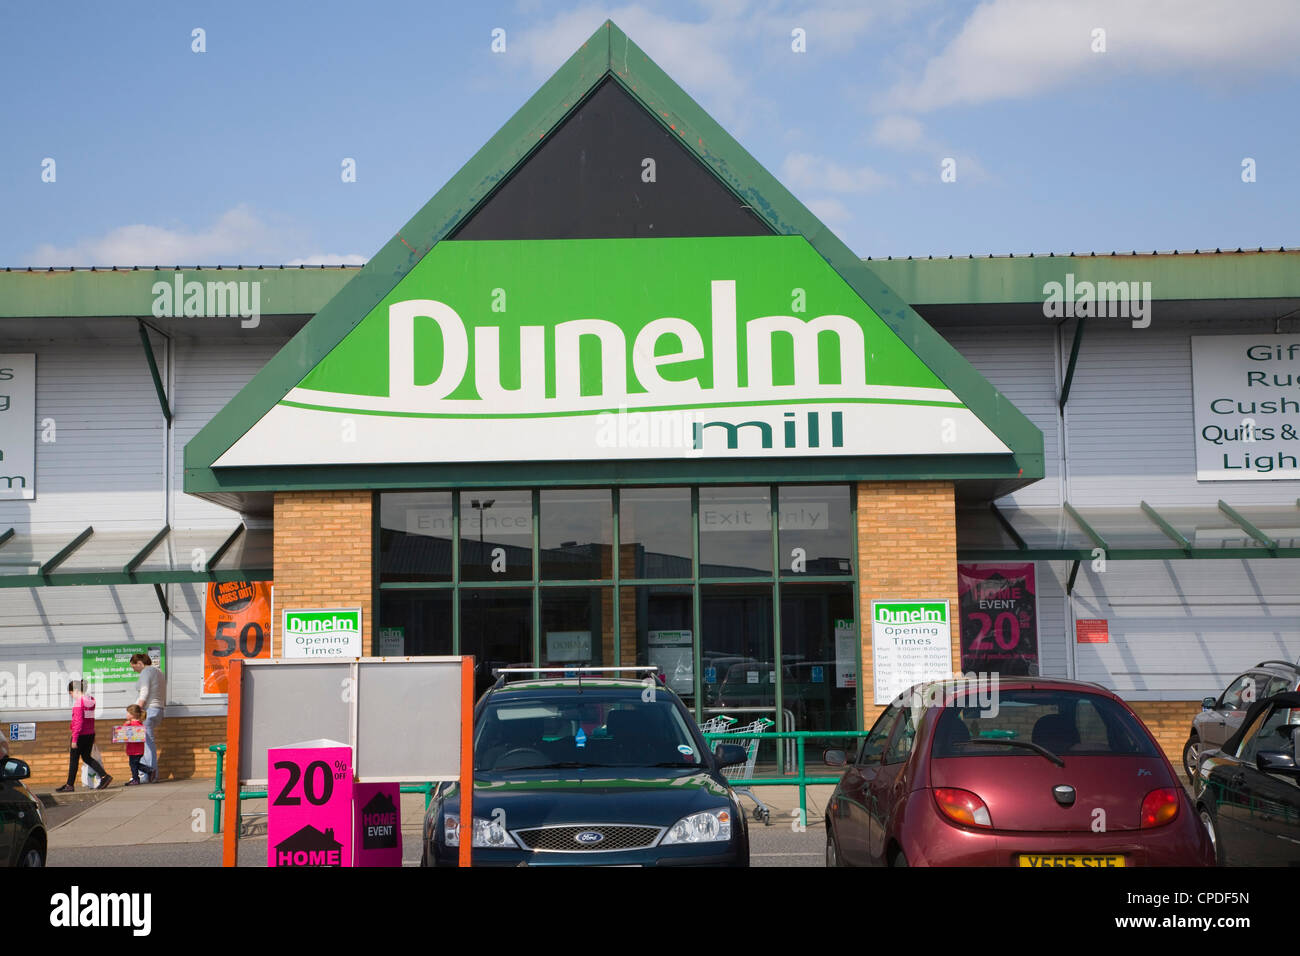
[1256,751,1300,777]
[714,744,749,768]
[823,748,847,767]
[1,758,30,780]
[1202,697,1217,711]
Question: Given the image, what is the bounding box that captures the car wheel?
[825,828,844,868]
[1198,807,1222,866]
[1182,735,1201,783]
[18,839,44,867]
[889,846,909,867]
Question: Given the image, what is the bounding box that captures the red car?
[824,678,1214,867]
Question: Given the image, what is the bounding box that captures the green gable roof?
[183,20,1044,507]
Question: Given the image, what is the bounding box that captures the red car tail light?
[933,788,993,829]
[1140,787,1180,828]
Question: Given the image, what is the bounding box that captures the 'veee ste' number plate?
[1018,853,1124,867]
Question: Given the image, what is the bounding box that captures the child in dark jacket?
[123,704,146,785]
[56,680,112,792]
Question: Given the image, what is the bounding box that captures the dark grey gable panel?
[452,79,773,240]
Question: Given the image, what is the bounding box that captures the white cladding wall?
[937,314,1300,699]
[0,326,291,720]
[1,335,165,533]
[933,321,1063,508]
[1071,559,1300,699]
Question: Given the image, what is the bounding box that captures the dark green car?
[422,669,751,866]
[0,744,46,867]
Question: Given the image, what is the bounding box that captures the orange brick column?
[856,481,960,729]
[273,491,375,655]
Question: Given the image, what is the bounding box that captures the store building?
[2,21,1297,787]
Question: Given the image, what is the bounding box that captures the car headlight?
[661,808,731,845]
[443,814,514,848]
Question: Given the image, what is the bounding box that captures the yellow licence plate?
[1019,853,1124,867]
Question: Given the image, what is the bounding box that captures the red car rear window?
[932,690,1159,758]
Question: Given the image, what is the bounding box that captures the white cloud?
[870,115,927,149]
[23,205,366,267]
[512,3,884,125]
[804,197,853,224]
[880,0,1300,112]
[781,152,892,193]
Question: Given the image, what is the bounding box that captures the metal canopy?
[958,499,1300,561]
[0,524,272,588]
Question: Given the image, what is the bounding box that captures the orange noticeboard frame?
[221,656,477,867]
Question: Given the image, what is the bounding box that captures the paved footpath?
[47,779,216,849]
[45,777,835,866]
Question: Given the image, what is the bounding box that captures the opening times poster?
[957,563,1038,676]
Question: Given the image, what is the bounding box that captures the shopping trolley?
[709,715,775,825]
[698,715,739,735]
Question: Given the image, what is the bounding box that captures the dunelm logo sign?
[215,237,1011,467]
[283,608,363,658]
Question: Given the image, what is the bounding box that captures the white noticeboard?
[833,619,857,689]
[1191,335,1300,481]
[871,601,952,705]
[648,630,693,693]
[0,354,35,500]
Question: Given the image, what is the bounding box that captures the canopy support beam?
[1059,316,1086,412]
[1066,559,1081,595]
[988,502,1028,551]
[152,582,171,620]
[1218,500,1277,555]
[137,320,173,425]
[1140,501,1192,554]
[40,526,93,578]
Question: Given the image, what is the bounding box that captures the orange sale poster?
[203,580,273,694]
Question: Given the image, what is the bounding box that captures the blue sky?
[2,0,1297,266]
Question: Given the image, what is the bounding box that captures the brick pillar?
[273,491,374,655]
[856,481,960,729]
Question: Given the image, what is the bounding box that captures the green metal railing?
[209,730,862,835]
[702,730,864,823]
[206,744,438,836]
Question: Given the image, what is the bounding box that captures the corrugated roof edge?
[8,246,1297,270]
[865,246,1300,260]
[1,264,366,272]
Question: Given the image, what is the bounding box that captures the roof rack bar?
[491,666,660,676]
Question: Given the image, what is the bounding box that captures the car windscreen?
[931,690,1159,758]
[474,694,704,771]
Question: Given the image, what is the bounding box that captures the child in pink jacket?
[56,680,112,792]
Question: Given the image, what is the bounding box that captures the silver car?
[1184,660,1300,782]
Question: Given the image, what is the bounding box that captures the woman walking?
[56,680,112,792]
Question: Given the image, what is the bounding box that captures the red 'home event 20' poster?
[957,563,1039,676]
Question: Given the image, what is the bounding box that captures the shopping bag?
[82,744,106,788]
